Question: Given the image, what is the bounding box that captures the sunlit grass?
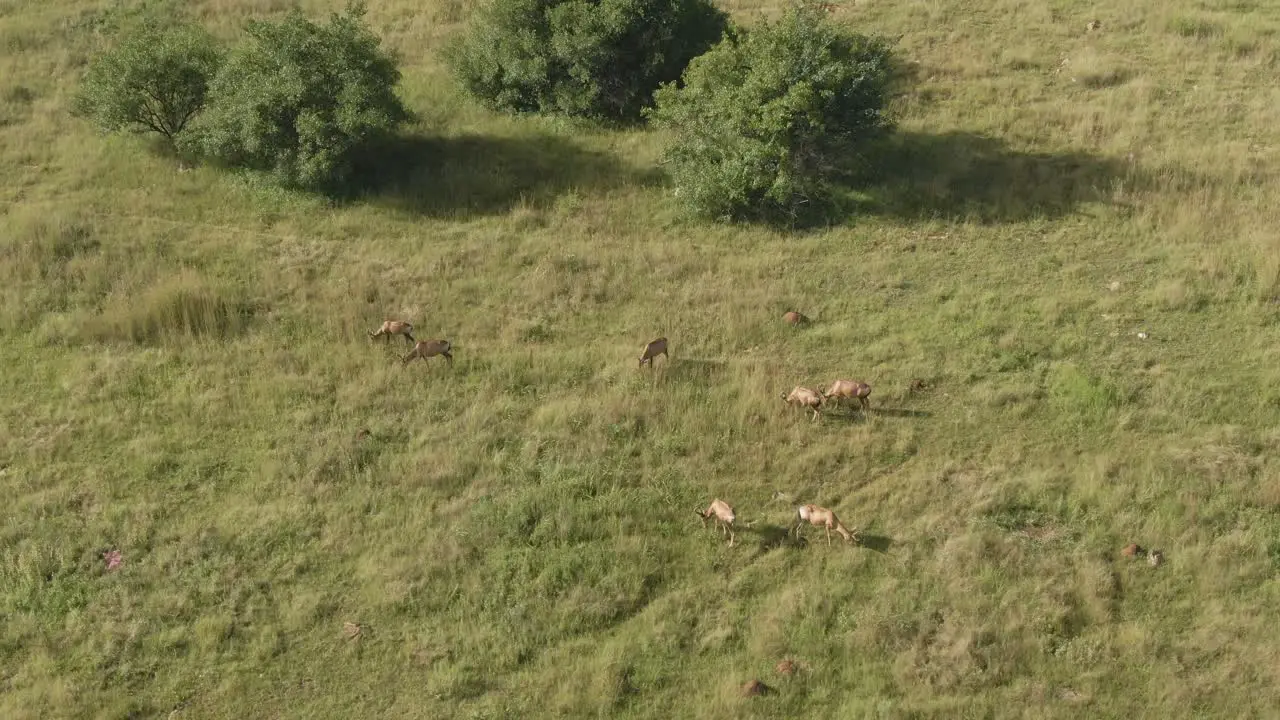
[2,0,1280,717]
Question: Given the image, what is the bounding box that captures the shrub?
[72,18,223,144]
[646,1,899,225]
[446,0,729,122]
[190,2,411,192]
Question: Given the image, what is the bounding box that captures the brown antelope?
[402,339,453,366]
[782,386,824,421]
[791,504,857,545]
[783,310,810,327]
[696,498,737,546]
[639,337,668,368]
[822,379,872,412]
[369,320,415,344]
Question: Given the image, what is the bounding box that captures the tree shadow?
[348,133,664,218]
[846,130,1147,224]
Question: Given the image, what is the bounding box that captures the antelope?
[741,680,771,697]
[369,320,415,344]
[639,337,668,368]
[402,339,453,366]
[822,379,872,412]
[783,310,810,327]
[696,498,737,546]
[782,386,824,421]
[791,503,857,545]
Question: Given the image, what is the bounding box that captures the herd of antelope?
[369,307,873,550]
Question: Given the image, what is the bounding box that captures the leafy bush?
[72,18,223,144]
[646,1,899,225]
[190,2,411,192]
[446,0,729,122]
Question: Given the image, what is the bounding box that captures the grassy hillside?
[3,0,1280,717]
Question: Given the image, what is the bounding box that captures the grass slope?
[3,0,1280,717]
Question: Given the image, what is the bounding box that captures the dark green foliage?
[646,1,899,225]
[446,0,729,122]
[72,19,223,143]
[189,2,411,192]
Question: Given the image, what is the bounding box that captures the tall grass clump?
[446,0,729,122]
[646,0,899,225]
[90,271,253,344]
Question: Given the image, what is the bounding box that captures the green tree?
[446,0,729,122]
[73,19,223,144]
[646,1,899,225]
[191,2,411,192]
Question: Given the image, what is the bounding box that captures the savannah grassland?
[3,0,1280,717]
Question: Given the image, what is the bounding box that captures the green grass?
[4,0,1280,717]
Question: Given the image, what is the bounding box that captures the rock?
[1148,550,1164,567]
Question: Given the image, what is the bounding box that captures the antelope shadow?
[751,523,808,551]
[856,533,894,554]
[659,357,728,382]
[870,407,933,419]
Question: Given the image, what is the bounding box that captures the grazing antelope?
[369,320,415,344]
[783,310,810,327]
[791,503,857,545]
[402,339,453,366]
[741,679,771,697]
[639,337,668,368]
[696,498,737,547]
[782,386,824,421]
[822,379,872,412]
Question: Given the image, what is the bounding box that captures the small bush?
[190,2,411,192]
[72,18,223,144]
[646,1,899,225]
[446,0,729,122]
